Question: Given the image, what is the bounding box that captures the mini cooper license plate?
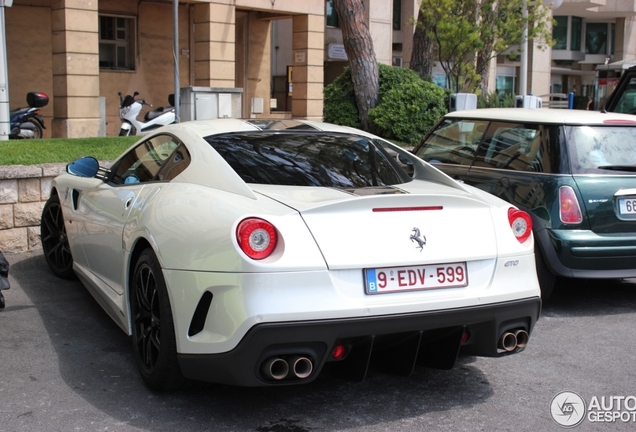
[618,197,636,215]
[364,262,468,294]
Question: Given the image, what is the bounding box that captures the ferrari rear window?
[205,133,409,187]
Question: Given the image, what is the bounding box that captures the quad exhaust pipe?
[261,357,289,380]
[260,356,314,381]
[498,329,529,352]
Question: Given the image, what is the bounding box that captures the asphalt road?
[1,250,635,432]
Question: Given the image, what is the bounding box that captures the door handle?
[125,198,133,209]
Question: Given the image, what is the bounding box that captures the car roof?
[155,118,382,139]
[443,108,636,125]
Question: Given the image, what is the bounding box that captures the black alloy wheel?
[40,194,75,279]
[130,248,188,391]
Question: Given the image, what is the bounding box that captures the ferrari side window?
[156,144,191,181]
[112,135,180,184]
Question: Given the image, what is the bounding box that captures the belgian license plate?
[364,262,468,294]
[618,197,636,215]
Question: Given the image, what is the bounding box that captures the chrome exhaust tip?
[261,357,289,380]
[514,329,529,349]
[498,332,517,352]
[289,356,313,379]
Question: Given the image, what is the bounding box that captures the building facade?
[5,0,636,138]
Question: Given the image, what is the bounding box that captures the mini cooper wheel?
[40,194,75,279]
[130,248,189,391]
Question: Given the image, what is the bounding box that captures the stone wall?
[0,163,67,253]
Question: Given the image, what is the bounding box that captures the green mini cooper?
[412,108,636,299]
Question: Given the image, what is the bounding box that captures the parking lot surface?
[1,250,635,432]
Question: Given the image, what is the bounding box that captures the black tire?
[130,248,189,391]
[535,245,555,300]
[40,194,75,279]
[118,127,131,136]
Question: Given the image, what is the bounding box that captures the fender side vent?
[188,291,213,337]
[72,189,81,210]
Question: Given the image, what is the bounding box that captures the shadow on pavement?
[7,251,497,431]
[542,277,636,318]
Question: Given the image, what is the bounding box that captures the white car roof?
[443,108,636,125]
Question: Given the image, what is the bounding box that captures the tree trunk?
[476,48,492,93]
[334,0,379,131]
[410,8,435,80]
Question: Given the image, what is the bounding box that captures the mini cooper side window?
[416,118,490,166]
[112,135,181,184]
[472,122,548,172]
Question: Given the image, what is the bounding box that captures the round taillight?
[236,218,277,260]
[508,208,532,243]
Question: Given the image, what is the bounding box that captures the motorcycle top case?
[26,92,49,108]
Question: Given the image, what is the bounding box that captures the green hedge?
[323,64,448,144]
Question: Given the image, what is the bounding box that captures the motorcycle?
[118,91,176,136]
[10,92,49,139]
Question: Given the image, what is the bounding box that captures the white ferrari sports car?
[41,119,541,391]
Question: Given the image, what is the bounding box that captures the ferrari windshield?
[205,133,409,187]
[567,125,636,174]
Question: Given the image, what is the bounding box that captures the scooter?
[10,92,49,139]
[118,91,176,136]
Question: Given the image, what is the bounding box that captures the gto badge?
[410,227,427,251]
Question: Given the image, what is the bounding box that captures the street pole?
[173,0,180,123]
[0,0,13,140]
[520,0,528,97]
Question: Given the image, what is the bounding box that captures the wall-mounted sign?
[294,51,306,64]
[327,43,348,60]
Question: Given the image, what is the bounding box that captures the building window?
[393,0,401,31]
[553,16,568,50]
[392,57,402,67]
[586,22,608,55]
[571,17,582,51]
[326,0,339,28]
[496,76,515,97]
[99,15,134,70]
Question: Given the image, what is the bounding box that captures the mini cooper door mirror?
[67,156,99,178]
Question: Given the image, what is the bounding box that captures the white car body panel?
[165,252,538,354]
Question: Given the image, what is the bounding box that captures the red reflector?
[603,119,636,124]
[461,330,470,345]
[372,206,443,212]
[331,344,347,360]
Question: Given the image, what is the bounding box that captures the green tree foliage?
[324,64,447,144]
[417,0,554,92]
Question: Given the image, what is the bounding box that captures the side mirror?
[67,156,99,178]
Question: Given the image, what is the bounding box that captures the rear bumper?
[539,228,636,278]
[177,297,541,387]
